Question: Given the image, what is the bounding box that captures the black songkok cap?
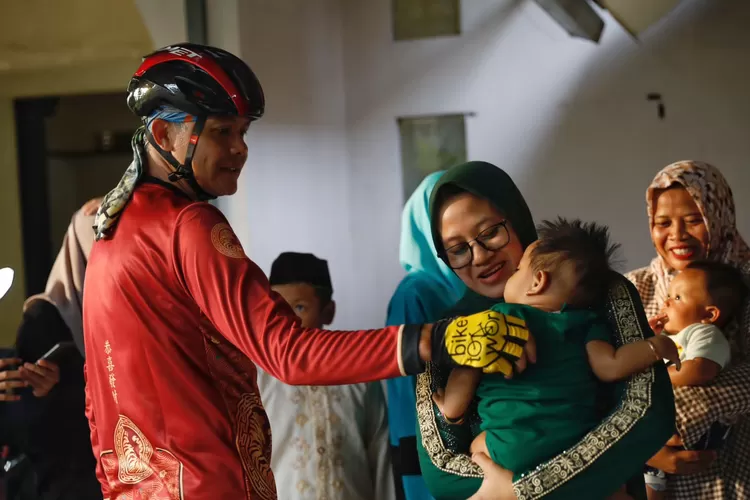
[269,252,332,291]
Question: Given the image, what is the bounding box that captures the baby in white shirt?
[652,261,746,383]
[645,260,748,499]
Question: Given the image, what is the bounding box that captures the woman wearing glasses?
[414,161,675,500]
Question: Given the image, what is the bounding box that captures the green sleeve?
[512,275,675,499]
[584,316,613,344]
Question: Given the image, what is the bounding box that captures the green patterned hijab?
[428,161,537,315]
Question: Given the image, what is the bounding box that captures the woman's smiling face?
[438,192,524,300]
[651,186,709,271]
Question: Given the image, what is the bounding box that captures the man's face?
[173,115,251,197]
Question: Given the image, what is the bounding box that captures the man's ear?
[150,119,176,152]
[702,305,721,325]
[526,270,549,296]
[321,300,336,326]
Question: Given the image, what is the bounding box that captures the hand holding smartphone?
[0,342,75,400]
[14,342,73,398]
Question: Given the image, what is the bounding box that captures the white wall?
[222,0,750,330]
[46,93,141,254]
[219,0,358,327]
[340,0,750,327]
[134,0,184,48]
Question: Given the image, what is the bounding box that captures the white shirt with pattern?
[257,369,396,500]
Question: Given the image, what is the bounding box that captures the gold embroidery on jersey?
[236,392,277,499]
[99,415,184,499]
[104,340,118,404]
[210,222,246,259]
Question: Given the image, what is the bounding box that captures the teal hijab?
[386,172,467,500]
[428,161,538,315]
[400,171,466,300]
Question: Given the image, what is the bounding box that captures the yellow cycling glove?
[432,309,529,376]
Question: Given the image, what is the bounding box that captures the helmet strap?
[145,116,216,201]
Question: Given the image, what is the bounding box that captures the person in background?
[626,160,750,499]
[257,252,396,500]
[385,171,465,500]
[1,199,102,500]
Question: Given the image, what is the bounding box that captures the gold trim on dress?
[416,366,482,478]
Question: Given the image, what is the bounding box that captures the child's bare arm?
[433,367,482,421]
[668,358,721,386]
[586,336,680,383]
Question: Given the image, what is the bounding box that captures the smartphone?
[38,341,78,364]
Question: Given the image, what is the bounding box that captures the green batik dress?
[416,275,676,500]
[417,161,675,499]
[475,303,611,475]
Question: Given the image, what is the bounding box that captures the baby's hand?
[432,388,465,425]
[648,313,668,335]
[649,335,681,371]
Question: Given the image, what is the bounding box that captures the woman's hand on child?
[666,434,684,447]
[648,335,681,370]
[646,434,716,475]
[467,452,518,500]
[648,314,668,335]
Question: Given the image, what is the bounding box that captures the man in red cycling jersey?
[84,43,533,499]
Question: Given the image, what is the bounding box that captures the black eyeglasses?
[439,221,511,269]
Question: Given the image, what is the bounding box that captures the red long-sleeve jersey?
[83,179,408,499]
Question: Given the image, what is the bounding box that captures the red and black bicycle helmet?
[127,43,264,199]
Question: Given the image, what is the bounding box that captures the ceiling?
[597,0,684,36]
[0,0,153,73]
[535,0,687,42]
[0,0,686,75]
